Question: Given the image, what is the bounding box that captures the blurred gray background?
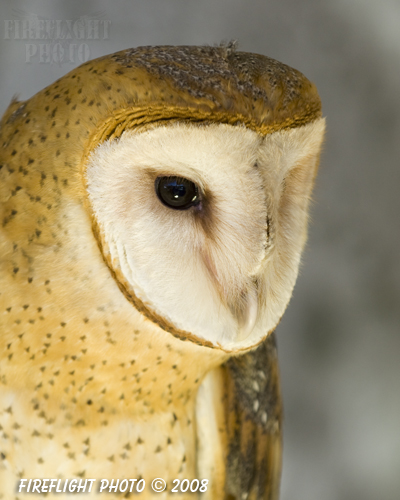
[1,1,399,499]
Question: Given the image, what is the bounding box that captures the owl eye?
[155,176,200,210]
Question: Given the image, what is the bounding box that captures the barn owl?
[0,45,324,499]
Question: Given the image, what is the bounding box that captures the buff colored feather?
[0,45,324,499]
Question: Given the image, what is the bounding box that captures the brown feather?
[0,46,322,498]
[222,333,282,500]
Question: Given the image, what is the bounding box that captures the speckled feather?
[0,45,322,499]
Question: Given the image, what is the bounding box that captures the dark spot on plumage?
[51,108,57,117]
[11,150,17,156]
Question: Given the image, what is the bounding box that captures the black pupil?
[156,177,198,210]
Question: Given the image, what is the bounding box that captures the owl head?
[0,45,325,353]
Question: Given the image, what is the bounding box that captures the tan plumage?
[0,45,324,499]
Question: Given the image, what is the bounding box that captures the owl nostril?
[264,215,272,251]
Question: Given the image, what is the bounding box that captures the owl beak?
[236,284,258,341]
